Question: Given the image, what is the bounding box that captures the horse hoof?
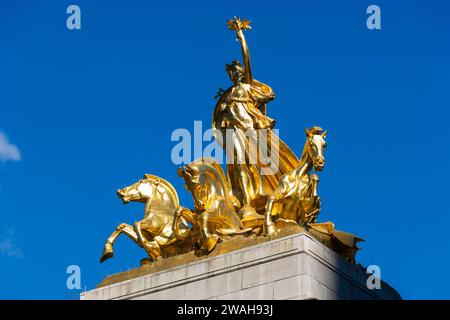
[148,253,162,261]
[140,258,153,266]
[264,223,277,236]
[100,245,114,263]
[205,234,219,252]
[142,242,162,261]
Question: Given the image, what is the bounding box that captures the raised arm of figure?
[227,17,253,84]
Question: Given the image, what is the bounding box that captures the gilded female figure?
[213,18,299,212]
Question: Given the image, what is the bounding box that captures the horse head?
[177,158,231,212]
[117,176,157,204]
[304,127,327,172]
[117,174,179,211]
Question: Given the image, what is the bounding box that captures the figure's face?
[228,65,244,84]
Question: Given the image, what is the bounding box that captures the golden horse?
[264,126,327,235]
[100,174,191,263]
[264,127,363,263]
[174,158,255,252]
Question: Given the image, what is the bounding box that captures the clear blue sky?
[1,0,449,299]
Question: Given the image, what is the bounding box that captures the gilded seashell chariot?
[100,17,363,266]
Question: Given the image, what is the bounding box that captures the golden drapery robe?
[213,80,299,210]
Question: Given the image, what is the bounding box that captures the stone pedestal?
[81,232,401,300]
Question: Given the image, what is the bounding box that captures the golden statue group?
[100,18,363,265]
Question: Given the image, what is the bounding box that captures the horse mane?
[309,126,323,134]
[189,158,231,195]
[140,174,180,209]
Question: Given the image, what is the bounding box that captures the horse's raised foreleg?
[100,223,138,263]
[264,183,290,236]
[173,207,192,241]
[301,174,321,224]
[306,173,319,198]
